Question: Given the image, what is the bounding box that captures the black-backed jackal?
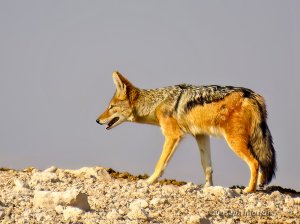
[96,71,276,193]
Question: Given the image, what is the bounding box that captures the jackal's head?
[96,71,138,130]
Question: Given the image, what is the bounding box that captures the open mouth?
[106,117,120,130]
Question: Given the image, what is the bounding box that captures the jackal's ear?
[112,71,125,91]
[112,71,128,99]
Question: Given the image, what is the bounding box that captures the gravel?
[0,166,299,224]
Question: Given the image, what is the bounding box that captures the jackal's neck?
[132,87,172,120]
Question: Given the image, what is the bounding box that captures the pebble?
[127,207,149,220]
[150,197,167,206]
[0,206,5,218]
[129,199,148,210]
[43,166,58,173]
[106,209,122,220]
[29,172,59,185]
[63,206,84,221]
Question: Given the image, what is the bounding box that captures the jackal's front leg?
[147,115,182,184]
[147,136,181,184]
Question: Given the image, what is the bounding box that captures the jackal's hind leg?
[257,169,266,190]
[196,135,213,187]
[225,134,259,193]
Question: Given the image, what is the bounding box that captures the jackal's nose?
[96,119,101,124]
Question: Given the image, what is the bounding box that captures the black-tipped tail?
[250,120,276,185]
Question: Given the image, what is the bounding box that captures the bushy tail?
[249,96,277,185]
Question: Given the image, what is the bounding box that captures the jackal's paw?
[257,184,265,191]
[243,187,256,194]
[146,176,157,185]
[204,182,213,188]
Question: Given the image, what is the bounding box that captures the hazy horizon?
[0,1,299,190]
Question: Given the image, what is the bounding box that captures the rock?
[106,209,122,220]
[118,209,125,215]
[43,166,58,173]
[180,182,201,194]
[55,205,64,214]
[294,197,300,204]
[66,167,111,181]
[150,197,167,206]
[256,201,262,207]
[185,214,211,224]
[185,214,201,224]
[14,179,29,189]
[13,179,31,195]
[63,206,84,221]
[30,172,59,185]
[33,188,90,211]
[136,179,148,188]
[35,211,54,223]
[248,195,258,203]
[129,199,148,210]
[127,199,150,221]
[284,196,294,206]
[162,184,177,196]
[127,208,149,220]
[233,188,243,194]
[13,179,30,192]
[203,186,239,198]
[267,201,276,210]
[23,167,38,173]
[0,206,4,218]
[270,190,282,199]
[127,199,149,220]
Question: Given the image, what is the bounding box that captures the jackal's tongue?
[106,117,119,130]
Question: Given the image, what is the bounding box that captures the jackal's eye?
[108,105,115,110]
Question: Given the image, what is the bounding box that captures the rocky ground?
[0,166,299,224]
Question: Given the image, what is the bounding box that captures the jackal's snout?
[96,119,102,125]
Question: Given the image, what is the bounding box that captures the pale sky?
[0,1,299,190]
